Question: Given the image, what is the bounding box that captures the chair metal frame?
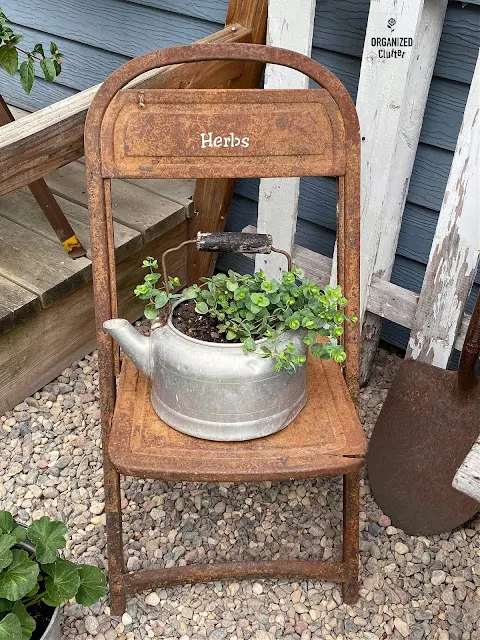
[85,43,361,615]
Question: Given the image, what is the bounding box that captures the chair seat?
[110,355,367,482]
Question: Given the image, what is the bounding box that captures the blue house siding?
[0,0,479,351]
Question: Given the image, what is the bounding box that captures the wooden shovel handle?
[458,293,480,391]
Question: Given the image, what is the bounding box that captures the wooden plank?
[45,162,187,243]
[359,0,447,384]
[357,0,425,321]
[0,23,252,197]
[0,277,41,337]
[0,214,91,308]
[0,76,75,112]
[255,0,316,280]
[453,438,480,503]
[0,222,188,414]
[0,188,142,263]
[407,53,480,366]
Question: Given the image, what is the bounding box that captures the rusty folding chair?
[85,43,365,615]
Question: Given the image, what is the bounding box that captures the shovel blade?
[367,359,479,535]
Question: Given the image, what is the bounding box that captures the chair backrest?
[85,43,360,402]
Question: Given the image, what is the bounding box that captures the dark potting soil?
[172,301,231,343]
[31,602,56,639]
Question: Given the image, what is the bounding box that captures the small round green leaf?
[182,287,197,300]
[43,559,80,607]
[153,291,169,310]
[27,517,67,565]
[195,302,208,315]
[144,303,158,320]
[0,550,39,601]
[75,565,106,606]
[0,612,22,640]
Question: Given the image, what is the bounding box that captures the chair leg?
[104,459,127,615]
[342,470,360,604]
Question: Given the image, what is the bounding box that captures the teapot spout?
[103,319,151,378]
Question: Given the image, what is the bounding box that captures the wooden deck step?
[46,162,191,243]
[0,154,193,413]
[0,276,40,335]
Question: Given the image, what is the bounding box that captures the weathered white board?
[255,0,316,280]
[357,0,426,322]
[359,0,448,383]
[453,437,480,503]
[407,52,480,366]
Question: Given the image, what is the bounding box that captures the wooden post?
[407,52,480,366]
[453,435,480,503]
[254,0,316,281]
[187,0,268,284]
[359,0,447,384]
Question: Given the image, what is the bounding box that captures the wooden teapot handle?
[196,232,272,254]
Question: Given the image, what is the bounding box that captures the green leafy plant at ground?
[0,9,63,93]
[0,511,105,640]
[135,257,357,373]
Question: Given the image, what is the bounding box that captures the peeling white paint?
[407,52,480,366]
[357,0,448,383]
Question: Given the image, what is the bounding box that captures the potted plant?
[0,8,63,93]
[0,511,106,640]
[103,234,357,442]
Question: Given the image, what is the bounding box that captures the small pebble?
[431,570,447,586]
[378,514,391,527]
[122,613,133,626]
[145,592,160,607]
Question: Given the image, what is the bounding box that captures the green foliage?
[0,9,63,93]
[0,511,105,640]
[134,257,184,321]
[27,518,67,565]
[135,260,357,372]
[0,613,21,640]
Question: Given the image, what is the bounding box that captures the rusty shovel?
[367,295,480,535]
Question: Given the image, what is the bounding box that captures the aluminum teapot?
[103,233,307,442]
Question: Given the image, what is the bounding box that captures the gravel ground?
[1,344,479,640]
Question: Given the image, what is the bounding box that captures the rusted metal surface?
[85,42,361,615]
[101,88,346,179]
[368,294,480,535]
[342,471,361,604]
[0,95,86,259]
[109,355,366,481]
[125,559,348,593]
